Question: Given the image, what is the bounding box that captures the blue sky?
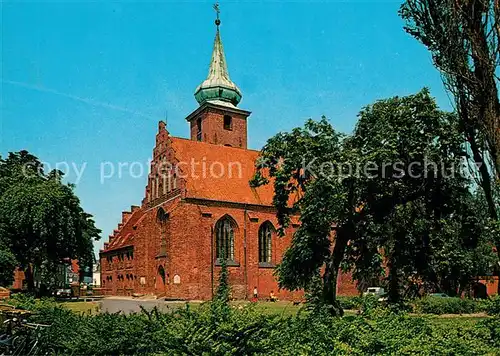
[1,1,452,255]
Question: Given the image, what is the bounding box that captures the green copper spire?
[194,3,242,107]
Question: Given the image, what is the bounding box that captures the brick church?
[99,12,358,300]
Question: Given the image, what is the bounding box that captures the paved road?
[98,298,189,314]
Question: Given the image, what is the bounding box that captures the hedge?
[338,294,500,316]
[1,295,499,355]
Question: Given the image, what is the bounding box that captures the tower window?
[223,115,232,130]
[196,118,202,141]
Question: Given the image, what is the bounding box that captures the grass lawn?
[59,301,99,314]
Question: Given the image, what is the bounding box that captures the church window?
[259,222,273,263]
[156,208,168,224]
[157,208,168,256]
[216,216,236,261]
[223,115,232,130]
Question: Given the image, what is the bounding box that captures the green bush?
[485,295,500,316]
[478,317,500,349]
[1,295,499,355]
[337,296,362,310]
[413,296,482,315]
[5,293,56,311]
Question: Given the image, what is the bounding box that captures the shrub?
[413,296,481,315]
[1,295,499,355]
[5,293,56,311]
[337,296,361,310]
[478,317,500,348]
[485,295,500,316]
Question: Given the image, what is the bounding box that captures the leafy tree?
[253,89,477,313]
[346,89,478,303]
[400,0,500,291]
[355,191,496,301]
[253,117,351,315]
[0,151,100,292]
[0,247,17,287]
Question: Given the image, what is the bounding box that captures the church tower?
[185,4,251,148]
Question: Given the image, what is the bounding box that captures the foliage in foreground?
[337,295,500,316]
[2,296,499,355]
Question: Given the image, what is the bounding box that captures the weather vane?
[213,2,221,27]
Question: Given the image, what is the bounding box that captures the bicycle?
[0,310,52,356]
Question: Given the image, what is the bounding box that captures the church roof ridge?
[169,135,261,153]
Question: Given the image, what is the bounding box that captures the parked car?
[428,293,450,298]
[54,288,72,298]
[363,287,387,302]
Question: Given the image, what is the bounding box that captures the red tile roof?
[171,137,276,206]
[103,136,300,253]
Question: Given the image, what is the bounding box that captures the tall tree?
[0,151,100,292]
[346,89,474,303]
[253,89,466,313]
[0,248,17,287]
[400,0,500,290]
[351,191,496,301]
[252,118,352,315]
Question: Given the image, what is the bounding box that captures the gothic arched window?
[156,208,168,224]
[216,216,236,261]
[223,115,233,130]
[156,208,168,257]
[259,222,273,264]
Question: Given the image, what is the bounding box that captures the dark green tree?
[400,0,500,291]
[211,252,231,318]
[0,247,17,287]
[347,90,496,301]
[0,151,100,292]
[253,89,475,313]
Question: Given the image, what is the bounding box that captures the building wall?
[479,276,499,297]
[12,269,25,290]
[189,107,249,148]
[100,197,359,300]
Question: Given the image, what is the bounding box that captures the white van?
[363,287,387,301]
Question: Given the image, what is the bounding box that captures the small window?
[223,115,232,130]
[259,222,273,263]
[196,118,202,141]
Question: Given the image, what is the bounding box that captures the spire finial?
[194,2,242,106]
[213,2,221,27]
